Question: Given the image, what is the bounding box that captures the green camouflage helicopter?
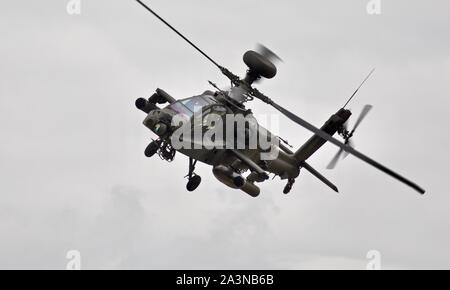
[133,0,425,197]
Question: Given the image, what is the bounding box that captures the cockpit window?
[167,102,192,120]
[166,95,217,118]
[181,96,215,113]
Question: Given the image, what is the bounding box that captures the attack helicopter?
[133,0,425,197]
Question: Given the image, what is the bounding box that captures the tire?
[186,175,202,192]
[144,141,159,158]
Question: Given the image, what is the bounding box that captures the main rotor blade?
[256,43,283,63]
[253,91,425,194]
[352,104,373,132]
[135,0,221,69]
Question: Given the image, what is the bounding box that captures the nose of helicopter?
[143,109,172,136]
[142,110,157,128]
[136,97,174,137]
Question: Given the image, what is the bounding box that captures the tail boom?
[294,108,351,163]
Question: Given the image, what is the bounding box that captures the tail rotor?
[327,104,373,169]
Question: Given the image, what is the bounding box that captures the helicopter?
[133,0,425,197]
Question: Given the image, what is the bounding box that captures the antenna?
[342,68,375,108]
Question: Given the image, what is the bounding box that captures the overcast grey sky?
[0,0,449,269]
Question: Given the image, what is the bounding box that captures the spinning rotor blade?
[251,90,425,194]
[340,105,372,159]
[256,43,283,64]
[327,148,344,169]
[335,105,372,163]
[330,138,354,165]
[352,104,373,133]
[341,105,372,159]
[342,139,355,158]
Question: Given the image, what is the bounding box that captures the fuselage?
[140,90,351,183]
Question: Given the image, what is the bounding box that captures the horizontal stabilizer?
[301,162,339,193]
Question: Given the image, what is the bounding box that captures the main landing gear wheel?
[186,157,201,192]
[187,175,202,192]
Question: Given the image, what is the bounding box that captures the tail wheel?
[283,184,292,194]
[283,178,295,194]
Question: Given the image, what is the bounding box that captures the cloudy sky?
[0,0,449,269]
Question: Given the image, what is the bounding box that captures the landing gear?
[144,140,160,157]
[186,158,201,192]
[283,178,295,194]
[187,175,202,192]
[144,139,176,161]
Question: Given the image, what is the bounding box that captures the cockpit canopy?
[165,94,219,119]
